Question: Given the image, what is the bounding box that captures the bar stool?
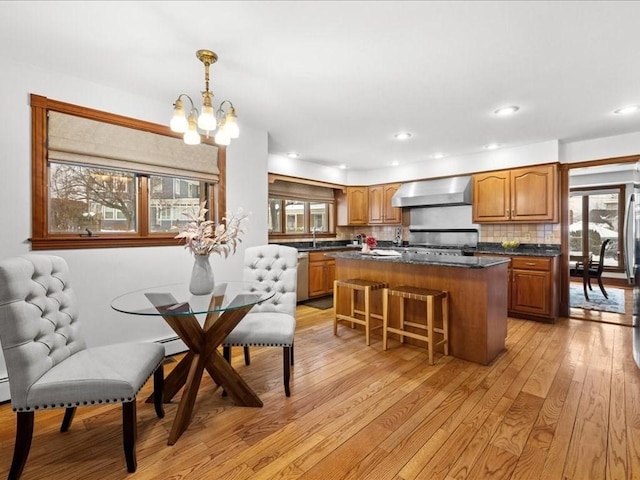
[333,279,388,345]
[382,286,449,365]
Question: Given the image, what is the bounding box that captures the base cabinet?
[477,253,559,322]
[308,251,337,297]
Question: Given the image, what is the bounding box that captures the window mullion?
[139,175,149,237]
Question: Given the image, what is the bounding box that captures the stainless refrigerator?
[625,163,640,368]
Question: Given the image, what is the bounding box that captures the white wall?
[0,57,269,401]
[561,131,640,164]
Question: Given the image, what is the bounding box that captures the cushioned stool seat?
[333,278,388,346]
[382,286,449,365]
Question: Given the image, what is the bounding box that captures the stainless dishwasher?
[297,251,309,302]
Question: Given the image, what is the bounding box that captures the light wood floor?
[1,306,639,480]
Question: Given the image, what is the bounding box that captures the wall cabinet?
[308,251,337,297]
[336,186,369,226]
[472,164,558,223]
[368,183,402,224]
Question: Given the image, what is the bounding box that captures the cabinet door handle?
[511,209,515,217]
[525,262,536,266]
[506,210,510,218]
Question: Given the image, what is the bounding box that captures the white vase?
[361,244,371,254]
[189,254,214,295]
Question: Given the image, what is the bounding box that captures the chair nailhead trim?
[13,357,164,412]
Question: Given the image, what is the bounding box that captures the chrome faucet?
[311,227,317,248]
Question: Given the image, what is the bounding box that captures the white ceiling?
[2,1,639,171]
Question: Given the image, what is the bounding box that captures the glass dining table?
[111,282,275,445]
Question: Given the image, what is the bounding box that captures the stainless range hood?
[391,176,472,208]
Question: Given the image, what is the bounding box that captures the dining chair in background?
[223,245,298,396]
[0,254,165,479]
[569,238,612,300]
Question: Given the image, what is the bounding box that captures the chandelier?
[169,49,239,146]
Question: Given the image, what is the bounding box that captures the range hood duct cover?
[391,176,472,207]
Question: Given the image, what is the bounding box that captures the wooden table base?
[145,297,263,445]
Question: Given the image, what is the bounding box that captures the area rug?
[301,297,334,310]
[570,284,625,314]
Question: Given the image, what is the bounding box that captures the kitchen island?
[328,251,510,365]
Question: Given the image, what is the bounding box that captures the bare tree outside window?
[48,163,136,233]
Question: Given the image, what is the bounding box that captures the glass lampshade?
[223,114,239,139]
[197,105,217,132]
[170,102,189,133]
[214,128,230,146]
[184,114,201,145]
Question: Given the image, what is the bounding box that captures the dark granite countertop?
[326,251,510,269]
[472,243,561,257]
[272,241,561,257]
[272,241,391,253]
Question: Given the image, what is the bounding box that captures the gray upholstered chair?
[223,245,298,396]
[0,254,165,479]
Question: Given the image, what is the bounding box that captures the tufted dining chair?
[223,245,298,396]
[0,254,165,479]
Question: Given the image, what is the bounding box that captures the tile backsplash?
[337,223,561,245]
[479,223,561,245]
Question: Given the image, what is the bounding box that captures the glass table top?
[111,282,275,316]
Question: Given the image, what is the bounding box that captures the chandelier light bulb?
[222,106,239,138]
[183,113,201,145]
[197,105,217,132]
[170,99,189,133]
[214,128,231,146]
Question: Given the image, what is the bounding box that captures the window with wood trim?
[30,94,226,250]
[569,185,625,272]
[267,179,337,238]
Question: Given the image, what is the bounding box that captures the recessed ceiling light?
[613,105,640,115]
[286,152,300,158]
[338,164,347,169]
[431,152,446,159]
[393,132,412,140]
[391,160,400,166]
[484,143,501,150]
[494,105,520,116]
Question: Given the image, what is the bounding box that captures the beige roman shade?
[269,180,335,201]
[47,111,219,182]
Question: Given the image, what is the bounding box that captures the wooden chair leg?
[290,343,295,365]
[153,365,165,418]
[122,401,137,473]
[222,346,231,397]
[243,346,251,366]
[597,277,608,298]
[9,411,34,480]
[60,407,76,432]
[582,277,590,301]
[283,346,291,397]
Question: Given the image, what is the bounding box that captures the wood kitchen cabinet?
[337,186,369,226]
[368,183,402,224]
[475,253,559,322]
[472,164,558,223]
[308,251,336,297]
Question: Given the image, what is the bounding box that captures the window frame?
[30,94,226,250]
[268,197,336,239]
[569,184,625,272]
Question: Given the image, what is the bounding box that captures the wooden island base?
[333,256,508,365]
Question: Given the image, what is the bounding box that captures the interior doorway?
[567,162,635,325]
